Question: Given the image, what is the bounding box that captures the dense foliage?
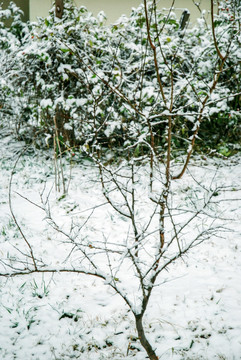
[0,0,240,156]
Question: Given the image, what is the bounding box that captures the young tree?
[0,1,241,359]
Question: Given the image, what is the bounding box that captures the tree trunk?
[135,314,158,360]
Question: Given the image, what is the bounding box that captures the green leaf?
[58,194,66,201]
[3,305,13,314]
[218,146,231,157]
[60,48,70,53]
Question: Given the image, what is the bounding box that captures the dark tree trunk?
[55,0,64,19]
[135,314,158,360]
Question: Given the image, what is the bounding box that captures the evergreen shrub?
[0,0,240,155]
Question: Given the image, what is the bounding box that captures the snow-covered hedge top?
[0,0,240,151]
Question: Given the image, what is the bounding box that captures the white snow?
[0,129,241,360]
[40,98,53,108]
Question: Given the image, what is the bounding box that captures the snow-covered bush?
[0,1,30,50]
[191,0,241,150]
[0,0,240,152]
[0,2,31,133]
[1,1,122,148]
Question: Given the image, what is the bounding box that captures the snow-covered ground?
[0,128,241,360]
